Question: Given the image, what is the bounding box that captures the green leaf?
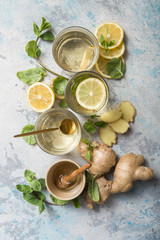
[107,58,125,79]
[100,34,105,45]
[23,192,41,206]
[94,121,106,127]
[29,180,41,192]
[107,40,115,47]
[86,151,91,161]
[25,40,37,58]
[33,22,40,36]
[36,191,46,201]
[81,138,90,144]
[85,171,92,182]
[40,17,52,31]
[88,181,100,202]
[39,31,55,41]
[21,124,36,145]
[83,122,95,134]
[50,195,69,205]
[16,184,33,193]
[38,178,46,189]
[90,114,100,119]
[59,99,68,108]
[71,75,90,95]
[53,76,67,96]
[24,169,36,182]
[36,47,41,57]
[72,197,80,208]
[39,200,45,214]
[17,67,46,85]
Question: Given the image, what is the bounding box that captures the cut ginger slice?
[109,119,130,134]
[100,108,122,123]
[99,125,117,146]
[119,101,136,122]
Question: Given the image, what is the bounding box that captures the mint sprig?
[100,28,115,52]
[85,171,99,202]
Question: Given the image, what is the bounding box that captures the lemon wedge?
[80,46,94,70]
[75,78,106,110]
[27,82,55,112]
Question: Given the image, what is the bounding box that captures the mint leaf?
[21,124,36,145]
[107,58,125,79]
[30,180,41,192]
[33,22,40,37]
[23,192,41,206]
[83,122,95,134]
[36,192,46,201]
[39,200,45,214]
[81,138,90,144]
[85,171,92,182]
[24,170,36,182]
[71,75,90,95]
[39,31,55,41]
[107,40,115,46]
[53,76,67,96]
[88,181,99,202]
[72,197,80,208]
[50,195,69,205]
[16,184,33,193]
[94,121,106,127]
[86,151,91,161]
[36,47,41,57]
[25,40,37,58]
[17,67,46,85]
[59,99,68,108]
[40,17,52,31]
[38,178,46,189]
[100,34,105,44]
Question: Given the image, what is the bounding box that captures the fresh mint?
[50,195,69,205]
[24,169,36,182]
[106,57,125,79]
[100,28,115,53]
[83,114,106,134]
[38,178,46,189]
[21,124,36,145]
[17,67,46,84]
[85,171,99,202]
[72,197,80,208]
[71,75,90,95]
[29,180,41,192]
[53,76,67,96]
[59,99,68,108]
[25,17,54,59]
[16,185,33,193]
[23,192,42,206]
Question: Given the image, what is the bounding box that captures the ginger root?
[111,153,154,194]
[78,140,116,177]
[83,177,112,209]
[99,125,117,146]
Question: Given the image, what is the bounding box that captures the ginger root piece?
[83,177,112,209]
[99,125,117,146]
[111,153,154,194]
[89,141,116,176]
[109,119,130,134]
[78,140,116,177]
[119,101,136,122]
[100,108,122,123]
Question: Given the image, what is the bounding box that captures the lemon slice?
[100,42,125,59]
[75,78,106,110]
[95,56,125,79]
[27,82,55,112]
[95,22,124,50]
[80,46,94,70]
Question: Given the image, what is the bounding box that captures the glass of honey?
[52,26,99,74]
[35,109,81,155]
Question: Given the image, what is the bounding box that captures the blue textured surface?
[0,0,160,239]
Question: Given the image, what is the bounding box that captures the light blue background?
[0,0,160,239]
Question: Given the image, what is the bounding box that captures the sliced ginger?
[109,119,130,134]
[119,101,136,122]
[99,125,117,146]
[100,108,122,123]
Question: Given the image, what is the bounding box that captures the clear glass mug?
[52,26,99,74]
[65,71,109,116]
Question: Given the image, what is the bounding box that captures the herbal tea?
[58,38,94,72]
